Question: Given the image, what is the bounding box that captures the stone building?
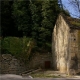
[52,13,80,74]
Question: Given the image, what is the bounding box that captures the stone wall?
[52,14,70,73]
[67,30,80,74]
[0,54,26,74]
[78,30,80,70]
[0,53,52,74]
[52,14,80,74]
[28,52,52,69]
[69,30,78,71]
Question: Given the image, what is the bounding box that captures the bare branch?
[68,0,80,18]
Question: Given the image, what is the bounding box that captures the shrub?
[1,36,35,63]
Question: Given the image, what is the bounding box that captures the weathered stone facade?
[0,53,52,74]
[28,52,52,69]
[77,30,80,70]
[52,14,80,74]
[52,14,70,73]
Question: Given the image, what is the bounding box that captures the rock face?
[52,14,79,74]
[0,54,26,74]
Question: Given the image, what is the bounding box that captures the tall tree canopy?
[12,0,32,37]
[1,0,69,50]
[1,1,15,37]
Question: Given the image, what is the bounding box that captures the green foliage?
[29,0,42,40]
[12,0,62,50]
[1,0,70,53]
[1,1,15,36]
[12,0,32,36]
[1,37,35,62]
[40,0,60,45]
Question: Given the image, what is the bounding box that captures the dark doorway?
[45,61,51,69]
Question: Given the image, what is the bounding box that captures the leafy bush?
[1,37,35,62]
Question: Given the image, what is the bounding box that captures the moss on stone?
[70,21,80,27]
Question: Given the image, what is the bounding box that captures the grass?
[30,71,62,78]
[31,74,61,78]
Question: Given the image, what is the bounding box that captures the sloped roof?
[60,13,80,29]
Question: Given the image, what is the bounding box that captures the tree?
[69,0,80,18]
[58,0,70,16]
[29,0,41,40]
[1,0,66,51]
[12,0,32,37]
[1,1,16,37]
[40,0,60,46]
[58,0,63,9]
